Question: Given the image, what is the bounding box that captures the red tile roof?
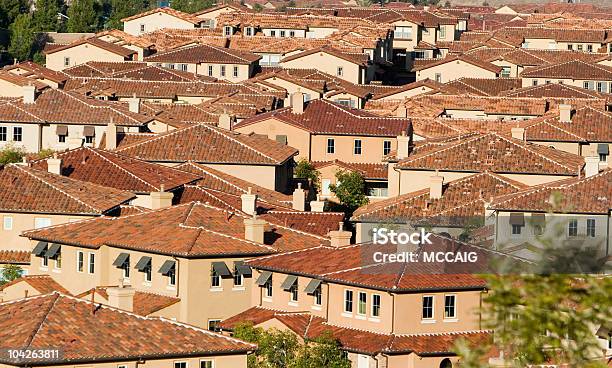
[64,61,214,82]
[523,106,612,143]
[0,164,135,215]
[121,7,202,24]
[501,83,612,101]
[145,43,261,65]
[0,71,49,91]
[0,293,254,364]
[44,37,137,57]
[0,250,30,265]
[115,124,298,165]
[23,202,328,257]
[520,60,612,80]
[235,99,411,137]
[30,147,200,193]
[444,77,523,97]
[281,47,370,66]
[76,287,180,316]
[412,55,502,74]
[313,160,388,180]
[4,61,68,84]
[0,275,70,295]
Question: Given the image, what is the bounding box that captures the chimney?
[244,214,266,243]
[106,284,136,312]
[218,113,233,130]
[559,104,572,123]
[292,183,306,211]
[241,187,257,215]
[310,194,325,212]
[396,131,410,159]
[46,153,62,175]
[585,156,599,178]
[395,105,407,118]
[150,184,173,209]
[290,91,304,114]
[23,85,36,104]
[328,222,351,247]
[511,127,525,141]
[106,120,117,150]
[128,95,140,114]
[429,173,444,199]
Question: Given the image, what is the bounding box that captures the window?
[13,126,22,142]
[77,251,84,272]
[321,179,331,196]
[586,219,596,238]
[337,66,343,77]
[511,224,522,235]
[435,73,442,83]
[208,320,221,332]
[145,264,152,282]
[583,81,590,89]
[280,30,285,37]
[140,24,145,32]
[224,26,232,36]
[358,292,367,315]
[313,286,322,306]
[175,362,187,368]
[422,296,434,319]
[394,26,412,39]
[587,44,593,52]
[0,127,6,141]
[568,219,578,237]
[233,66,239,78]
[383,140,391,155]
[58,134,66,143]
[54,253,62,269]
[200,361,214,368]
[233,265,243,287]
[211,269,221,288]
[522,42,529,48]
[290,281,298,302]
[270,30,276,37]
[532,80,538,86]
[41,253,48,267]
[122,257,130,279]
[439,26,446,39]
[372,294,381,317]
[88,253,95,274]
[265,275,273,297]
[326,138,335,154]
[245,27,252,36]
[64,57,70,67]
[567,44,573,50]
[444,295,456,318]
[597,82,605,93]
[34,217,51,229]
[501,67,511,78]
[344,290,353,313]
[289,31,295,37]
[85,135,94,144]
[167,63,175,70]
[220,65,226,77]
[168,268,176,286]
[577,44,583,51]
[208,65,213,76]
[353,139,362,155]
[178,64,188,71]
[545,80,551,84]
[600,153,608,163]
[3,216,12,230]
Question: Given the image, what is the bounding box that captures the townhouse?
[44,38,138,71]
[220,236,516,368]
[0,292,254,368]
[520,60,612,92]
[122,7,206,36]
[62,61,214,82]
[22,201,329,328]
[0,72,48,98]
[413,55,502,83]
[233,96,411,164]
[0,163,135,252]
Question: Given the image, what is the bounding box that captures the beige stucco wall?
[258,77,320,105]
[123,12,196,36]
[203,163,280,191]
[416,60,497,83]
[0,122,40,152]
[234,118,311,161]
[46,44,129,71]
[0,80,32,98]
[280,53,364,84]
[521,77,612,91]
[0,281,42,301]
[310,135,397,164]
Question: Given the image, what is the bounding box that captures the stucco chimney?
[429,173,444,199]
[241,187,257,215]
[23,85,36,104]
[291,91,304,114]
[106,284,135,312]
[395,105,408,118]
[396,131,410,159]
[511,127,525,141]
[244,214,266,243]
[328,222,351,247]
[292,183,306,211]
[310,194,325,212]
[46,153,62,175]
[218,113,233,130]
[150,184,173,209]
[128,95,140,114]
[106,120,117,150]
[585,156,600,177]
[559,104,572,123]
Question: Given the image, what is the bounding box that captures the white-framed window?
[313,285,322,306]
[85,135,94,144]
[280,30,285,37]
[601,153,609,163]
[178,64,188,71]
[337,66,343,76]
[321,179,331,196]
[383,140,391,155]
[501,67,511,78]
[208,65,213,76]
[567,44,573,50]
[0,126,6,141]
[41,254,49,267]
[13,126,22,142]
[290,280,298,302]
[122,257,130,279]
[265,275,273,297]
[211,269,221,288]
[270,30,276,37]
[3,216,13,230]
[168,268,176,286]
[439,26,446,39]
[233,265,243,287]
[200,360,214,368]
[357,292,367,315]
[64,57,70,67]
[139,24,145,32]
[511,224,522,235]
[422,295,434,319]
[220,65,226,77]
[289,31,295,37]
[174,361,188,368]
[393,26,412,39]
[34,217,51,229]
[586,219,596,238]
[353,139,362,155]
[597,82,605,93]
[568,219,578,237]
[371,294,381,317]
[344,289,353,313]
[435,73,442,83]
[587,44,593,52]
[208,320,221,332]
[224,26,232,36]
[88,252,95,274]
[233,66,239,78]
[583,81,590,90]
[245,27,253,36]
[77,251,84,273]
[532,80,538,86]
[326,138,335,154]
[444,294,456,318]
[58,134,66,143]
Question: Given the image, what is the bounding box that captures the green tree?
[252,3,263,12]
[170,0,214,13]
[294,159,320,187]
[32,0,63,32]
[0,264,23,286]
[0,145,26,165]
[106,0,144,29]
[329,170,368,214]
[0,0,28,28]
[234,322,299,368]
[293,332,351,368]
[8,13,35,61]
[67,0,99,32]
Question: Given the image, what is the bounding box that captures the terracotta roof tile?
[521,60,612,80]
[313,160,387,180]
[524,106,612,143]
[121,7,202,24]
[0,250,30,265]
[0,71,49,91]
[145,43,261,64]
[281,47,370,66]
[412,55,502,74]
[444,77,522,97]
[0,275,70,295]
[4,61,68,84]
[77,287,180,316]
[44,37,136,57]
[64,61,215,82]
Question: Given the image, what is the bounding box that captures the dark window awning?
[46,243,61,259]
[212,261,232,277]
[112,253,129,268]
[32,241,48,256]
[158,260,176,275]
[234,261,252,277]
[135,256,152,271]
[83,126,95,137]
[56,125,68,135]
[531,213,546,226]
[255,271,272,286]
[509,212,525,226]
[304,279,322,294]
[597,143,609,155]
[281,275,298,291]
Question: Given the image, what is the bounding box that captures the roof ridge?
[204,125,277,162]
[23,293,61,350]
[87,148,158,191]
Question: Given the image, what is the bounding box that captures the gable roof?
[412,55,502,74]
[444,77,522,97]
[121,7,202,24]
[76,287,180,316]
[115,124,297,165]
[523,106,612,143]
[64,61,214,82]
[520,60,612,80]
[235,99,411,137]
[30,147,201,194]
[0,164,135,216]
[281,47,370,66]
[0,293,254,365]
[4,61,68,84]
[0,71,49,91]
[312,160,388,180]
[44,37,137,57]
[0,275,70,295]
[145,43,261,65]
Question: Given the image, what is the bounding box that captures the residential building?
[122,7,206,36]
[44,38,137,71]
